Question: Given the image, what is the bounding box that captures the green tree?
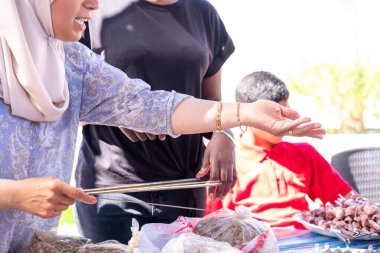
[287,62,380,133]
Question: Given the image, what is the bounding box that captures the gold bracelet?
[237,102,247,133]
[216,101,223,131]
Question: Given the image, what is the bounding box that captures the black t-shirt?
[76,0,234,188]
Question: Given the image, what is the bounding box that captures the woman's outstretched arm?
[171,98,325,138]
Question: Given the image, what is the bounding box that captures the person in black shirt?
[75,0,236,243]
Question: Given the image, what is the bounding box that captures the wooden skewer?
[84,181,221,195]
[84,178,203,193]
[95,196,207,211]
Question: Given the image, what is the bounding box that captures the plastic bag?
[20,230,90,253]
[139,216,199,253]
[139,206,279,253]
[127,218,142,253]
[193,206,279,253]
[21,230,130,253]
[161,232,241,253]
[77,240,129,253]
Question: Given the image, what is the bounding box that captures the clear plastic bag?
[161,232,241,253]
[139,206,279,253]
[193,206,279,253]
[77,240,129,253]
[20,242,61,253]
[20,230,90,253]
[21,230,131,253]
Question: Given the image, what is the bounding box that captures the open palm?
[249,100,326,138]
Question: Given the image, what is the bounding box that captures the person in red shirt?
[211,71,353,228]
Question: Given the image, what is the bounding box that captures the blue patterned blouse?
[0,42,188,252]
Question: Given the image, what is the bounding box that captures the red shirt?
[210,136,352,228]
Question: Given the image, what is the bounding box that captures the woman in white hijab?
[0,0,324,251]
[0,0,69,121]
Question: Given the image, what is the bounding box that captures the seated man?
[211,71,354,228]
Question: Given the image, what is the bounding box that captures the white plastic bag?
[127,218,141,253]
[139,216,197,253]
[139,207,279,253]
[161,232,241,253]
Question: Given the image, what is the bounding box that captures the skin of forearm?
[0,179,18,209]
[201,71,234,139]
[171,98,249,135]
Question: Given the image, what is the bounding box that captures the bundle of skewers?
[84,178,221,195]
[83,178,221,211]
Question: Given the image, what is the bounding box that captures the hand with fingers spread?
[120,128,166,142]
[285,122,326,139]
[8,178,97,218]
[196,130,237,200]
[245,100,326,138]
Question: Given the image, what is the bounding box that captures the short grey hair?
[235,71,289,103]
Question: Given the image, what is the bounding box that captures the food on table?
[193,206,266,246]
[322,250,352,253]
[193,216,262,246]
[78,240,129,253]
[322,249,380,253]
[300,195,380,236]
[22,231,129,253]
[21,232,90,253]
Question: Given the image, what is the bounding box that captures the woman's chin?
[55,33,82,42]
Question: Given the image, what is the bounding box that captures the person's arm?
[76,43,324,138]
[0,178,96,218]
[171,98,325,138]
[0,179,18,209]
[307,144,353,204]
[196,70,236,199]
[121,71,223,142]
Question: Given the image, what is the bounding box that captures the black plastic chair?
[330,147,380,199]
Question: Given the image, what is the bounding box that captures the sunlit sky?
[209,0,380,102]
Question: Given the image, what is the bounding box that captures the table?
[275,228,380,252]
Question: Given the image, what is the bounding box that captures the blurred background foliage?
[287,62,380,134]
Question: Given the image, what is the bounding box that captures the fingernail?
[197,168,205,176]
[90,196,97,203]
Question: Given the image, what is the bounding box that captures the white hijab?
[0,0,69,121]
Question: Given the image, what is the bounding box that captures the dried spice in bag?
[20,230,90,253]
[78,240,129,253]
[193,206,266,246]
